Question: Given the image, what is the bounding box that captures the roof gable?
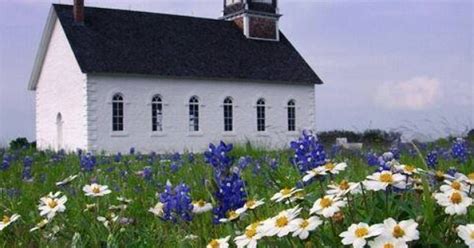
[31,4,323,89]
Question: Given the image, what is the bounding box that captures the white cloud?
[374,76,441,110]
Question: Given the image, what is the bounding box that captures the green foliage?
[8,137,31,150]
[0,146,472,247]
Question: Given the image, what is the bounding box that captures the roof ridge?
[52,3,224,23]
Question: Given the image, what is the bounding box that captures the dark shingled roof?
[53,4,323,85]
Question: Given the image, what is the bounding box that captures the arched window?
[189,96,199,132]
[287,100,296,131]
[152,95,163,132]
[223,97,233,132]
[112,93,124,131]
[256,98,265,132]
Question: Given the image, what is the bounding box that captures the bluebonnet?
[114,152,122,163]
[129,147,136,155]
[22,156,33,182]
[390,146,401,160]
[290,130,326,173]
[270,158,279,170]
[212,173,247,223]
[204,141,233,177]
[238,156,252,170]
[159,182,193,222]
[446,167,458,177]
[188,153,195,163]
[80,153,97,172]
[426,150,438,168]
[366,151,394,171]
[205,142,247,223]
[142,166,153,181]
[366,152,379,167]
[451,138,468,163]
[1,154,12,171]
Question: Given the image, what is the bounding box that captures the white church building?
[28,0,323,153]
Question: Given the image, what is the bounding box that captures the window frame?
[189,96,200,132]
[256,98,266,132]
[112,93,124,132]
[223,97,233,132]
[151,95,163,132]
[287,99,296,132]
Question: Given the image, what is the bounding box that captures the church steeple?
[223,0,281,41]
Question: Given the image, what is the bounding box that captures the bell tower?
[223,0,281,41]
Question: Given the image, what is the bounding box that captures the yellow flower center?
[468,173,474,180]
[2,215,10,224]
[92,186,101,194]
[392,225,405,238]
[209,239,220,248]
[383,244,395,248]
[451,181,461,190]
[404,165,415,172]
[355,227,369,238]
[275,216,289,228]
[435,171,445,181]
[470,231,474,239]
[281,188,292,196]
[245,228,257,238]
[450,192,463,204]
[246,200,256,208]
[339,180,350,190]
[379,173,393,183]
[47,199,58,208]
[320,197,333,208]
[194,200,206,207]
[300,219,309,229]
[226,210,238,220]
[325,163,335,171]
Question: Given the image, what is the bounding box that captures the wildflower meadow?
[0,131,473,247]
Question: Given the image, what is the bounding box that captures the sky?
[0,0,473,145]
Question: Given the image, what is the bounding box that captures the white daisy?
[97,213,118,229]
[149,202,164,217]
[55,174,79,186]
[368,236,408,248]
[339,222,384,248]
[261,207,301,237]
[192,200,213,214]
[302,167,327,182]
[0,214,20,231]
[323,162,348,174]
[29,219,49,232]
[207,236,230,248]
[219,210,240,223]
[83,183,112,197]
[291,216,323,240]
[434,191,472,215]
[457,224,474,248]
[236,199,265,214]
[462,172,474,185]
[395,164,420,176]
[270,187,302,202]
[38,192,67,220]
[380,218,419,242]
[363,171,406,191]
[440,180,469,194]
[310,195,347,218]
[234,223,263,248]
[326,180,361,196]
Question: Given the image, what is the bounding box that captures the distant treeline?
[5,129,474,151]
[316,129,402,147]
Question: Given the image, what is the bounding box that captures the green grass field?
[0,140,473,247]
